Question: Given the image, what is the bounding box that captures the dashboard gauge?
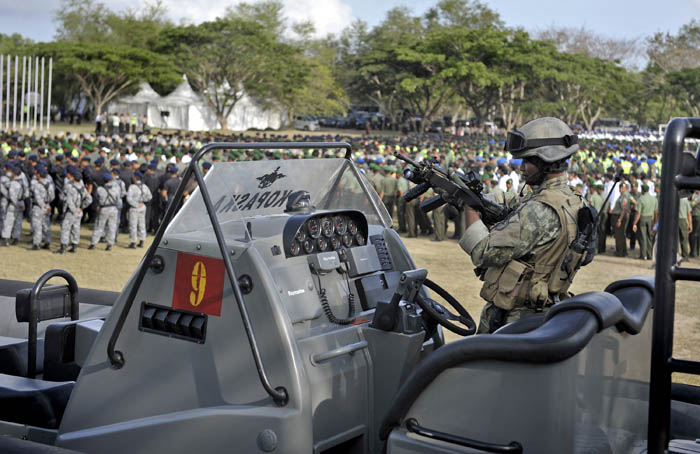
[330,236,341,250]
[307,218,321,239]
[342,233,353,247]
[289,241,301,257]
[354,233,366,246]
[347,220,358,235]
[321,216,334,237]
[317,237,329,252]
[295,228,307,242]
[334,216,347,235]
[303,239,315,254]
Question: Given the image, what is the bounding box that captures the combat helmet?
[504,117,578,171]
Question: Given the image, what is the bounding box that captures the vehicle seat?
[0,373,73,429]
[0,336,43,376]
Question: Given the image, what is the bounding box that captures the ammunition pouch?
[480,260,531,311]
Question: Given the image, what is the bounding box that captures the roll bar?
[648,118,700,453]
[107,142,352,407]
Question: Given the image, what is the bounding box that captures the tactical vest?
[480,186,585,311]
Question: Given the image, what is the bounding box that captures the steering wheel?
[414,278,476,336]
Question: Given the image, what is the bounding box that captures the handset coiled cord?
[314,263,356,325]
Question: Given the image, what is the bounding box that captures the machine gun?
[395,152,510,227]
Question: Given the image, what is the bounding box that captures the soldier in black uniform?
[50,154,66,222]
[161,166,182,214]
[119,160,135,231]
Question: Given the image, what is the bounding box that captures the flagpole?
[33,56,39,130]
[47,58,53,131]
[40,57,45,131]
[12,56,18,130]
[5,55,9,130]
[20,56,26,130]
[26,56,31,131]
[0,55,3,131]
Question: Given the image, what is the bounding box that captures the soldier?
[632,183,657,260]
[10,163,29,245]
[0,163,10,231]
[56,165,92,254]
[460,117,586,333]
[143,163,160,234]
[627,183,640,251]
[589,184,606,253]
[690,191,700,258]
[89,171,121,251]
[379,166,398,224]
[679,194,692,259]
[127,171,152,248]
[30,165,54,250]
[50,153,66,222]
[396,170,409,233]
[1,165,25,247]
[611,182,632,257]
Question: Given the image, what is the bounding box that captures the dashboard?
[283,211,368,258]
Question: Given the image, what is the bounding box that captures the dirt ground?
[1,220,699,385]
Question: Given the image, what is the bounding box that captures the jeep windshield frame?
[167,155,391,236]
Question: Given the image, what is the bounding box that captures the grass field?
[1,218,699,385]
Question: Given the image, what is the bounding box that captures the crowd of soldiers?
[0,127,697,260]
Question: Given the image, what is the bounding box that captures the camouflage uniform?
[636,192,657,260]
[679,197,691,258]
[91,180,122,247]
[1,176,24,240]
[60,181,91,246]
[11,172,29,241]
[127,182,152,244]
[380,171,398,222]
[0,173,9,229]
[460,175,582,333]
[30,178,54,247]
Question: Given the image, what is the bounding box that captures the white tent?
[109,82,161,116]
[110,77,286,131]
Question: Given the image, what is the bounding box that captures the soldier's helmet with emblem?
[504,117,579,163]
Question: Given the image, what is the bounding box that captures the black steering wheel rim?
[416,278,476,336]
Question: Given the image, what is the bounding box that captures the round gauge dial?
[354,233,366,246]
[334,216,347,235]
[317,237,329,252]
[347,220,358,235]
[303,239,315,254]
[330,236,341,250]
[289,241,301,257]
[307,218,321,239]
[342,233,353,247]
[321,216,334,237]
[295,228,307,242]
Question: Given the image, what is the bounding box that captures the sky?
[0,0,698,44]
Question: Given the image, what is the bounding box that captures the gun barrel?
[394,152,419,167]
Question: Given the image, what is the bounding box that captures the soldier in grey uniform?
[127,171,152,248]
[0,163,10,231]
[459,117,587,333]
[1,165,25,247]
[56,165,92,254]
[10,166,29,245]
[89,172,121,251]
[30,164,54,250]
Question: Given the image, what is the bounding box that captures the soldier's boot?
[106,245,112,251]
[32,245,39,251]
[138,240,144,248]
[41,243,50,250]
[128,242,136,249]
[68,244,77,253]
[55,244,67,254]
[10,238,18,245]
[88,244,95,250]
[99,236,106,243]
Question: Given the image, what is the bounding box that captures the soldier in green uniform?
[460,117,586,333]
[690,191,700,258]
[627,183,640,251]
[594,184,608,253]
[632,183,657,260]
[611,182,631,257]
[679,194,692,259]
[396,170,409,233]
[379,166,398,223]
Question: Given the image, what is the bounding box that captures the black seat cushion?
[0,374,73,429]
[0,336,43,377]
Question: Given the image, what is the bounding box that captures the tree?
[647,20,700,72]
[157,17,300,130]
[668,68,700,117]
[0,33,34,55]
[34,41,180,115]
[536,25,642,69]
